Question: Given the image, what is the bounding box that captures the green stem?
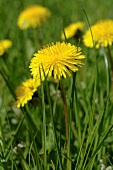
[46,81,64,170]
[41,81,47,170]
[39,64,47,169]
[104,49,110,97]
[72,73,81,143]
[60,80,69,169]
[6,114,14,170]
[0,117,4,154]
[67,109,71,169]
[102,48,110,129]
[34,28,43,51]
[107,45,113,74]
[107,45,113,91]
[23,30,28,68]
[0,66,15,98]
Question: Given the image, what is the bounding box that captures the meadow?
[0,0,113,169]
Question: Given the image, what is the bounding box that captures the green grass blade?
[85,124,113,170]
[4,113,25,161]
[46,81,64,170]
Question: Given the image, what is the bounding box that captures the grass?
[0,0,113,169]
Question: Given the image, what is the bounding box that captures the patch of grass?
[0,0,113,170]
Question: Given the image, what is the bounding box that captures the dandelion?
[61,22,85,40]
[15,78,40,108]
[0,39,12,56]
[83,19,113,48]
[29,42,85,80]
[17,5,51,30]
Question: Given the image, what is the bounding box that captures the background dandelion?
[61,21,85,40]
[15,78,40,108]
[0,39,12,56]
[17,5,51,30]
[83,19,113,48]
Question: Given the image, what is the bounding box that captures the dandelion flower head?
[83,19,113,48]
[15,78,40,108]
[29,42,86,81]
[61,22,85,40]
[0,39,12,56]
[17,5,51,30]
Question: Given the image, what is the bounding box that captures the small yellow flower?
[61,22,85,40]
[15,78,40,108]
[17,5,51,30]
[83,19,113,48]
[0,39,12,56]
[29,42,85,80]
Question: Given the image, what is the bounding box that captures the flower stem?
[60,80,69,169]
[39,65,47,169]
[41,81,47,170]
[107,45,113,71]
[34,28,43,50]
[46,81,64,170]
[39,64,47,169]
[107,45,113,83]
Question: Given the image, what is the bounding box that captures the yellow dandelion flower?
[0,39,12,56]
[61,22,85,40]
[15,78,40,108]
[29,42,86,80]
[17,5,51,30]
[83,19,113,48]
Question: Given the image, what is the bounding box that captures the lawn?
[0,0,113,169]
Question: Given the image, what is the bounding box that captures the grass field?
[0,0,113,169]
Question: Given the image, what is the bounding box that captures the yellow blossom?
[61,22,85,40]
[0,40,12,56]
[29,42,85,80]
[83,19,113,48]
[15,78,40,108]
[17,5,51,30]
